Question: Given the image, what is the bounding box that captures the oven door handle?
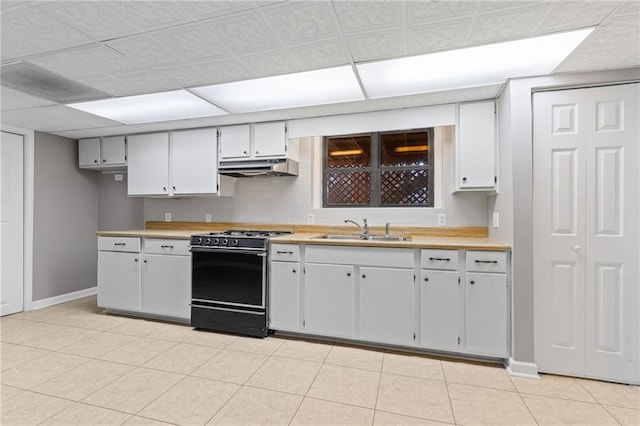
[190,247,267,256]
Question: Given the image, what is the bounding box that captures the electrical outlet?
[307,213,314,224]
[205,213,212,223]
[493,212,500,228]
[164,212,172,222]
[114,174,123,181]
[437,213,447,226]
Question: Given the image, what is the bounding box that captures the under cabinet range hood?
[218,158,299,177]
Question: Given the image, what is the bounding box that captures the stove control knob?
[231,239,239,246]
[222,239,229,246]
[195,237,202,244]
[212,238,219,245]
[204,238,211,245]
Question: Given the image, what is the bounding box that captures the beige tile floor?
[1,296,638,425]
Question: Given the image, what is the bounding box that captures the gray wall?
[33,132,100,301]
[99,173,143,231]
[489,67,640,365]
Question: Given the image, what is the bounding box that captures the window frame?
[322,128,435,208]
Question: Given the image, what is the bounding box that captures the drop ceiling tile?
[407,18,470,55]
[346,29,405,62]
[236,49,302,78]
[333,1,403,34]
[262,2,339,45]
[107,36,184,69]
[0,7,93,60]
[37,1,139,41]
[554,45,635,73]
[613,0,640,17]
[177,1,257,20]
[614,45,640,68]
[407,1,476,25]
[579,15,640,49]
[156,64,210,88]
[28,45,141,81]
[0,1,30,16]
[478,1,541,13]
[535,1,620,34]
[151,24,229,63]
[1,85,57,110]
[51,125,146,139]
[106,1,192,33]
[290,38,350,71]
[85,71,180,97]
[191,58,256,85]
[466,4,550,45]
[0,104,121,132]
[201,12,282,55]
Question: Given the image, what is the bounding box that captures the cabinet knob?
[462,177,468,182]
[572,245,582,252]
[144,260,147,263]
[94,159,98,163]
[424,277,429,282]
[243,150,248,155]
[347,272,351,277]
[163,187,167,192]
[172,186,176,191]
[362,274,366,278]
[292,269,296,273]
[255,151,259,154]
[102,159,106,162]
[470,280,475,285]
[134,258,138,262]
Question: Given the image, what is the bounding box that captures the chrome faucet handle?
[362,218,369,234]
[384,222,391,237]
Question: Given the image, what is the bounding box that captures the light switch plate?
[114,174,123,181]
[437,213,446,226]
[307,213,314,224]
[205,213,212,223]
[164,212,171,222]
[493,212,500,228]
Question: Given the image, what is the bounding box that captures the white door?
[101,136,126,166]
[253,122,286,157]
[97,251,140,311]
[421,270,460,351]
[465,272,508,357]
[78,137,101,167]
[171,128,218,195]
[219,125,251,159]
[534,83,639,384]
[142,254,190,319]
[269,261,300,331]
[127,133,170,196]
[0,131,24,316]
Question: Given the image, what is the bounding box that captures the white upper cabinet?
[171,128,218,195]
[128,133,170,196]
[219,122,289,160]
[253,122,287,157]
[219,125,251,159]
[79,136,126,170]
[456,101,496,191]
[128,129,234,197]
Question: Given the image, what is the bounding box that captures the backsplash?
[144,136,488,227]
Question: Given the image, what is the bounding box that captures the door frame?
[1,123,35,312]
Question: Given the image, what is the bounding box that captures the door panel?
[534,83,639,384]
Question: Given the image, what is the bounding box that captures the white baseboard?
[31,287,97,310]
[505,358,540,379]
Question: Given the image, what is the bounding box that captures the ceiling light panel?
[68,90,228,124]
[357,29,593,99]
[191,66,365,113]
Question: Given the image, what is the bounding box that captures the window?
[323,129,434,207]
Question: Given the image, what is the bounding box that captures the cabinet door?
[101,136,126,166]
[421,270,460,351]
[98,251,140,311]
[253,122,286,157]
[142,254,191,319]
[78,137,101,167]
[466,272,507,357]
[458,101,495,189]
[127,133,170,196]
[171,128,218,195]
[219,125,251,159]
[269,261,300,331]
[304,263,355,338]
[359,267,414,345]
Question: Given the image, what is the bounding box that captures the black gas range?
[190,229,291,337]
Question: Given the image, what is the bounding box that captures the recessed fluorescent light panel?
[67,90,228,124]
[191,66,365,113]
[357,29,593,99]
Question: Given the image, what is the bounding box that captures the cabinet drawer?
[98,237,140,253]
[144,239,190,256]
[271,244,300,262]
[466,251,507,273]
[421,249,459,270]
[306,245,413,268]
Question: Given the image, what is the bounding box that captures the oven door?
[191,248,266,308]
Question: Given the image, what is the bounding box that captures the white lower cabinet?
[142,254,190,320]
[98,251,140,312]
[304,263,355,338]
[421,269,461,351]
[465,272,508,357]
[359,267,414,345]
[269,261,301,331]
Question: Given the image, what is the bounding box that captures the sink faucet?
[344,218,369,238]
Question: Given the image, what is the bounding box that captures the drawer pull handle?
[161,245,174,249]
[429,257,450,261]
[276,251,294,254]
[475,260,498,264]
[470,280,475,285]
[114,243,126,246]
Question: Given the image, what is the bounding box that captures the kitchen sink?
[313,234,409,241]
